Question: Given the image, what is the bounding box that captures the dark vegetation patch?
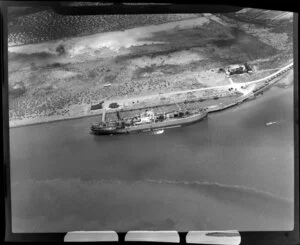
[148,29,210,44]
[115,44,183,62]
[91,101,104,110]
[126,57,214,90]
[133,59,213,80]
[46,62,63,68]
[8,51,54,61]
[231,27,277,58]
[109,103,120,109]
[212,38,235,47]
[55,44,66,56]
[213,40,277,64]
[117,25,231,61]
[120,24,279,68]
[147,20,231,45]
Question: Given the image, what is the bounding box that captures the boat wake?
[265,120,287,126]
[265,121,278,126]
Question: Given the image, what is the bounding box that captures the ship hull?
[91,112,207,135]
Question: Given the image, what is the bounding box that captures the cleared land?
[8,10,294,127]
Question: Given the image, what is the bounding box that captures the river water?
[9,85,294,232]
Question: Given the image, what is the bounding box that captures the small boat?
[265,121,277,126]
[153,129,164,135]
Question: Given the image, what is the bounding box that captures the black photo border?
[1,1,299,244]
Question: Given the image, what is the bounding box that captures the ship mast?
[116,111,121,121]
[102,108,106,123]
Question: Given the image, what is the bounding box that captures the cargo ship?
[90,108,207,135]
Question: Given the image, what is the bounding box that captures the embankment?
[9,63,293,128]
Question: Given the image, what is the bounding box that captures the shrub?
[91,102,103,110]
[56,44,66,56]
[49,62,62,68]
[109,102,120,109]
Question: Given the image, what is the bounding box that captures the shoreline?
[9,63,293,129]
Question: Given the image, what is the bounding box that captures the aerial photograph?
[8,4,294,232]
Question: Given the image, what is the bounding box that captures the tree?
[56,44,66,56]
[109,103,120,109]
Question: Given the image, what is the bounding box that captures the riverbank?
[9,62,293,129]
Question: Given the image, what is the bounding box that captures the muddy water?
[9,84,294,232]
